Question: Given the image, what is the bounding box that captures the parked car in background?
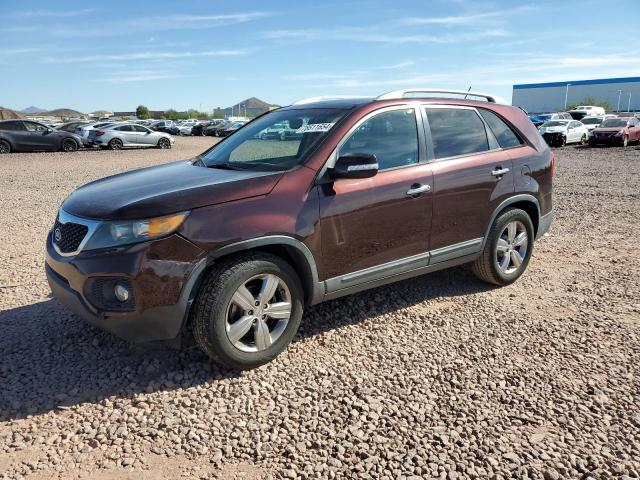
[529,112,572,127]
[568,106,606,120]
[539,119,589,146]
[178,123,194,135]
[580,116,603,134]
[58,121,91,133]
[150,120,180,135]
[588,117,640,147]
[46,88,554,369]
[88,123,174,150]
[205,121,231,136]
[0,120,83,153]
[75,122,117,147]
[191,121,213,136]
[218,121,245,137]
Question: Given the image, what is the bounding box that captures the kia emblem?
[54,228,62,242]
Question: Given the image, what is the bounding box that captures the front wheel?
[191,253,303,369]
[157,137,171,149]
[61,138,78,152]
[0,139,11,154]
[472,208,534,286]
[622,135,628,147]
[580,134,587,145]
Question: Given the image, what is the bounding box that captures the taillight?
[95,130,105,136]
[550,150,555,177]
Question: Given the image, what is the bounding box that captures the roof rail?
[377,88,508,105]
[292,95,370,105]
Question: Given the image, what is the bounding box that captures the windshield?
[600,119,627,128]
[201,107,350,171]
[581,118,601,125]
[541,121,567,127]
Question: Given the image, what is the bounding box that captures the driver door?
[318,106,433,284]
[22,121,55,151]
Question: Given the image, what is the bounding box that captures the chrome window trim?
[52,209,101,257]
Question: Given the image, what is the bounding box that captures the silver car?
[89,123,174,150]
[75,121,117,147]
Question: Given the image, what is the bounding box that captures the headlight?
[614,130,623,137]
[83,211,189,250]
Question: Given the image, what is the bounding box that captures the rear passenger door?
[423,106,515,258]
[0,121,29,150]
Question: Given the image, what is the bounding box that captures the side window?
[478,109,523,149]
[425,108,489,159]
[0,121,24,131]
[339,109,418,170]
[133,125,150,133]
[23,122,47,132]
[116,125,133,132]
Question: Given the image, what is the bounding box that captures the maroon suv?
[46,89,554,369]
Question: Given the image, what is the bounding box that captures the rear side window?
[115,125,133,132]
[478,109,523,149]
[425,108,488,159]
[339,108,418,170]
[23,122,48,132]
[0,121,25,131]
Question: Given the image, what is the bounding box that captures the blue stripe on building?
[513,77,640,90]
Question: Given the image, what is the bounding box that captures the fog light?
[114,283,130,302]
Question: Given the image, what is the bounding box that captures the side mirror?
[329,153,378,179]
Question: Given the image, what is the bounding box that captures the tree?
[211,108,225,119]
[164,109,178,121]
[136,105,149,119]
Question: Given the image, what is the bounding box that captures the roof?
[514,76,640,90]
[285,97,374,109]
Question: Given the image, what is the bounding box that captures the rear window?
[478,109,523,149]
[425,108,489,159]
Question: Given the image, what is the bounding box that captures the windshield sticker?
[295,123,335,133]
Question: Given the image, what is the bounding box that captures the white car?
[88,123,174,150]
[580,116,603,133]
[539,119,589,146]
[75,121,118,147]
[569,105,606,118]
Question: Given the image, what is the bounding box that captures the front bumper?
[541,132,566,146]
[589,135,624,145]
[45,232,206,343]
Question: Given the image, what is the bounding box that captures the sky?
[1,0,639,113]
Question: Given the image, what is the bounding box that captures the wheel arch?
[203,236,323,306]
[0,136,14,152]
[482,195,540,249]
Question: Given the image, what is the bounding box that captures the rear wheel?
[191,253,303,369]
[61,138,78,152]
[0,140,10,154]
[108,138,123,150]
[157,137,171,149]
[472,208,534,286]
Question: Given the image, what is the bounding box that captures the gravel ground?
[1,138,639,479]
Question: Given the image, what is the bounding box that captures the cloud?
[263,27,508,44]
[15,8,97,17]
[49,49,248,64]
[401,5,533,26]
[98,70,184,83]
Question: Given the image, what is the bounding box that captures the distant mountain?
[42,108,85,118]
[21,106,46,114]
[217,97,279,118]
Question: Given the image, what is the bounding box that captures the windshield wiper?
[208,162,256,171]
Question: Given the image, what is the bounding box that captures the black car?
[203,121,229,136]
[190,122,211,136]
[150,121,180,135]
[58,121,90,133]
[0,120,83,153]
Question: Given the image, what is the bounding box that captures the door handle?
[492,167,510,177]
[406,184,431,196]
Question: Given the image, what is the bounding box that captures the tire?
[191,252,304,369]
[559,135,566,147]
[472,208,535,286]
[157,137,171,149]
[61,138,78,152]
[0,139,10,154]
[580,134,587,145]
[622,135,628,147]
[108,138,123,150]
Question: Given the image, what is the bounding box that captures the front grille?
[53,218,88,253]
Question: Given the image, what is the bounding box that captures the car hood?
[592,128,625,133]
[540,126,567,133]
[62,160,283,220]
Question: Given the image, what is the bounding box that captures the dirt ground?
[1,137,639,479]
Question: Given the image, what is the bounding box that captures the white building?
[512,77,640,114]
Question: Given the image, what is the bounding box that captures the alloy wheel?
[495,220,528,275]
[62,139,77,152]
[109,139,123,150]
[0,140,10,154]
[159,138,170,149]
[225,274,292,353]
